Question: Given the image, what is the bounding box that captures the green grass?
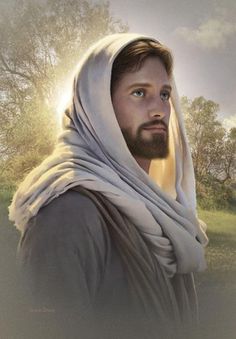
[198,209,236,234]
[0,196,19,255]
[194,209,236,339]
[197,209,236,279]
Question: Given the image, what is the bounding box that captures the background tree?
[181,96,235,209]
[221,127,236,183]
[0,0,128,189]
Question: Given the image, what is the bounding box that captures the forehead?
[117,56,170,87]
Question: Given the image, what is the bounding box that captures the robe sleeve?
[16,190,107,337]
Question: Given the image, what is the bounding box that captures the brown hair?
[111,39,173,94]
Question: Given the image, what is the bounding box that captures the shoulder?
[16,189,113,307]
[39,188,102,222]
[32,188,104,231]
[18,189,109,264]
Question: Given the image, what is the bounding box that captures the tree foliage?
[181,96,236,209]
[0,0,128,187]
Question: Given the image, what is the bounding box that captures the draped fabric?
[72,185,199,336]
[9,33,208,279]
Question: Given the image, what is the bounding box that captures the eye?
[132,89,145,97]
[160,91,170,101]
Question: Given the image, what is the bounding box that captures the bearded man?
[9,33,208,339]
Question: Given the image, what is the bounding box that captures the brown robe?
[16,187,198,339]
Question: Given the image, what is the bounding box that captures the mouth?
[142,124,167,132]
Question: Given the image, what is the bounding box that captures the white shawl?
[9,33,208,277]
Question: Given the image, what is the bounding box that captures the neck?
[133,156,151,174]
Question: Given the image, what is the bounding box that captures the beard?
[121,121,169,159]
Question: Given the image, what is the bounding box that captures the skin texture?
[111,57,172,173]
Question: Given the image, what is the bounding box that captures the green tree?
[0,0,128,188]
[221,127,236,182]
[181,96,235,209]
[181,96,225,179]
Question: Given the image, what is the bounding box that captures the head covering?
[9,33,208,277]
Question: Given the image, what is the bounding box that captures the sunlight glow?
[56,80,74,126]
[222,115,236,131]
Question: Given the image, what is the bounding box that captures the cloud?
[175,18,236,49]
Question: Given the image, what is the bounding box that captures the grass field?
[195,209,236,339]
[0,195,235,339]
[198,209,236,276]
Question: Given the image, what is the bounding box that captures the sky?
[109,0,236,129]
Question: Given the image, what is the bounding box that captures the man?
[9,33,208,338]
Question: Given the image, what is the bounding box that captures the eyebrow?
[127,83,172,91]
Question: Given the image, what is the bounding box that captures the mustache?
[140,120,168,130]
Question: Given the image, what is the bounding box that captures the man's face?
[111,56,171,160]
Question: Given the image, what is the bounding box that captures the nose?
[149,108,165,120]
[148,97,170,120]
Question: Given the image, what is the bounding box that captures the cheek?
[113,101,129,128]
[165,102,171,123]
[113,98,134,128]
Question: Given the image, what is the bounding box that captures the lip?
[143,125,166,132]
